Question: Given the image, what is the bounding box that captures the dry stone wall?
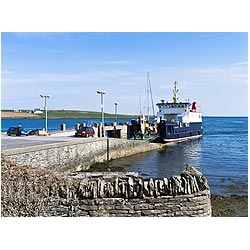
[1,155,211,217]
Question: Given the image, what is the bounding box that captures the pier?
[1,129,162,172]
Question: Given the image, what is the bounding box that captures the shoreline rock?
[211,194,248,217]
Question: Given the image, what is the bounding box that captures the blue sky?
[1,32,248,116]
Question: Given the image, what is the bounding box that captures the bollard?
[60,123,66,131]
[97,125,100,137]
[75,123,80,130]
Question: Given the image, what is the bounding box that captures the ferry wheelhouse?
[156,81,202,143]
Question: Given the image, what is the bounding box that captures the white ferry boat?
[156,81,202,143]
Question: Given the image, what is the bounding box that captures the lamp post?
[114,102,118,123]
[96,90,106,137]
[40,94,51,132]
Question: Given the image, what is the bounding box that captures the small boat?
[155,81,202,143]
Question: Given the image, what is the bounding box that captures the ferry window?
[167,125,174,133]
[171,105,174,108]
[167,126,171,133]
[181,105,184,108]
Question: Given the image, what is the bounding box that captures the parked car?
[75,126,95,137]
[7,126,28,136]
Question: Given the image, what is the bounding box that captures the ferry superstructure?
[156,81,202,143]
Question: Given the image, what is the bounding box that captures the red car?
[75,126,95,137]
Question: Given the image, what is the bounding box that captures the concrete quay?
[1,124,128,151]
[1,131,94,150]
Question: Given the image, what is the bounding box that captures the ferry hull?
[157,122,202,143]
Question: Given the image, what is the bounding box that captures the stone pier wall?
[3,138,162,172]
[1,155,212,217]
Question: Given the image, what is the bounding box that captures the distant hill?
[1,110,138,119]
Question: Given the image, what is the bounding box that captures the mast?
[173,81,178,103]
[139,95,142,115]
[148,72,155,118]
[146,74,150,120]
[146,72,155,120]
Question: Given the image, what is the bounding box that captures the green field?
[42,110,138,119]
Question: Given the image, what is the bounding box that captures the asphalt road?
[1,134,101,151]
[1,135,69,150]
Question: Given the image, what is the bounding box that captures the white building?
[34,108,43,114]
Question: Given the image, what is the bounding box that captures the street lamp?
[40,94,51,132]
[96,90,106,137]
[114,102,118,123]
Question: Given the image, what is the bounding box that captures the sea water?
[1,117,248,196]
[106,117,248,196]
